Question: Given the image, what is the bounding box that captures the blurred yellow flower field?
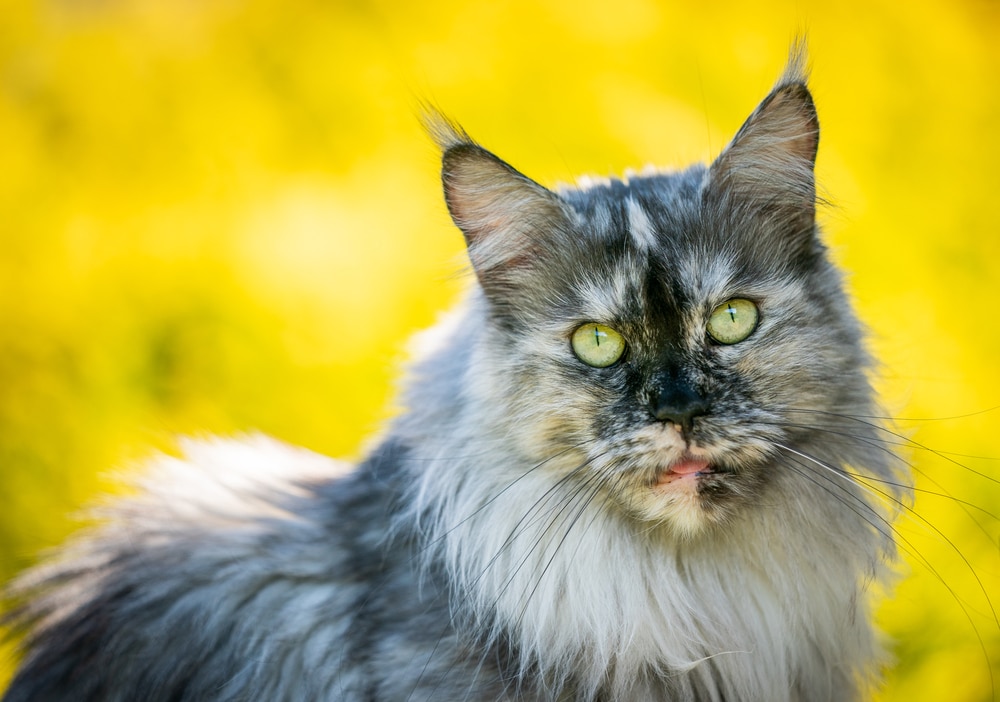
[0,0,997,698]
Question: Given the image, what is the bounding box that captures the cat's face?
[437,76,877,534]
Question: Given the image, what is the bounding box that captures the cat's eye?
[706,299,759,344]
[571,323,626,368]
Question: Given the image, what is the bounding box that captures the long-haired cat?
[2,52,909,701]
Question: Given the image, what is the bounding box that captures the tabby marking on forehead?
[678,251,738,306]
[627,197,659,253]
[574,261,638,324]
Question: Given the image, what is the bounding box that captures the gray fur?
[3,55,907,701]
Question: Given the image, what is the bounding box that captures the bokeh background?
[0,0,997,698]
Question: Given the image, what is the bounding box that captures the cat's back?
[2,436,408,701]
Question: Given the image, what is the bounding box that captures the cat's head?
[433,60,879,535]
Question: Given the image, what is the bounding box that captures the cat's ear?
[429,118,573,290]
[705,57,819,234]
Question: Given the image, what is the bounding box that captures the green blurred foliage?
[0,0,998,697]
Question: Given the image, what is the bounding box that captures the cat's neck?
[400,431,884,700]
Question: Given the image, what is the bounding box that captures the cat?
[2,51,910,701]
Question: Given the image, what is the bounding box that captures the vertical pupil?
[594,326,601,346]
[727,306,737,322]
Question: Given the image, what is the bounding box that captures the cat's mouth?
[655,455,714,485]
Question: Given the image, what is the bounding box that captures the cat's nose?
[648,380,710,433]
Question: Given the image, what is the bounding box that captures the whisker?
[783,408,1000,486]
[774,445,906,555]
[765,418,1000,541]
[402,445,591,701]
[786,405,1000,424]
[775,443,998,620]
[511,469,612,626]
[408,449,609,701]
[775,417,997,464]
[452,464,607,700]
[468,456,601,595]
[420,444,588,555]
[485,460,606,613]
[774,443,998,699]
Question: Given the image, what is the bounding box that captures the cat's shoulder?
[1,435,401,701]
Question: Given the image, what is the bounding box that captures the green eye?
[707,298,759,344]
[571,323,626,368]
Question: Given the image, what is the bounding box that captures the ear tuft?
[429,117,570,280]
[707,50,819,217]
[421,108,476,154]
[778,39,811,94]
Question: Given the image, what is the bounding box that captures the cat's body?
[3,55,906,701]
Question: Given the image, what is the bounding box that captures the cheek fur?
[474,341,618,460]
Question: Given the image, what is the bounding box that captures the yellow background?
[1,0,997,698]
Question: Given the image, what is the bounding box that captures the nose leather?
[648,372,710,432]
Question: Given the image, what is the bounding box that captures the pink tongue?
[670,458,710,475]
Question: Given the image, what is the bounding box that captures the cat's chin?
[640,466,726,536]
[605,451,742,535]
[600,421,780,534]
